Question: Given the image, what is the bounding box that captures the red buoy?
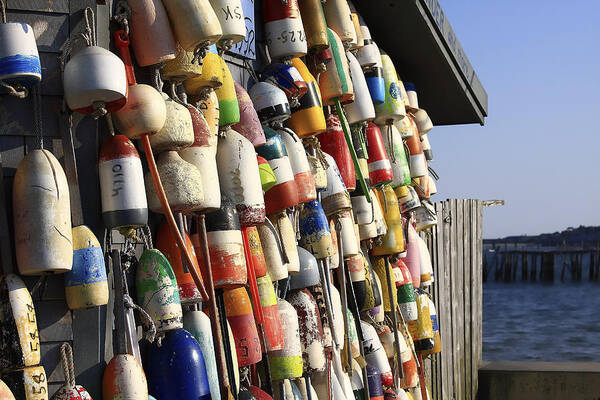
[319,111,356,191]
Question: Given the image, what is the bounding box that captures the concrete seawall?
[478,361,600,400]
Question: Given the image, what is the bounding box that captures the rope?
[0,0,5,23]
[386,122,395,162]
[60,342,76,388]
[0,81,28,98]
[84,7,96,46]
[191,42,209,65]
[112,0,131,36]
[303,136,329,170]
[141,225,154,250]
[124,294,157,343]
[33,84,43,149]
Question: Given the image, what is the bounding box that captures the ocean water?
[483,282,600,361]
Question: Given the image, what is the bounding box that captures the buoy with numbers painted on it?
[128,0,176,66]
[279,127,317,204]
[379,123,411,187]
[2,365,48,400]
[216,127,266,226]
[0,379,15,400]
[323,0,356,45]
[98,135,148,229]
[263,0,307,60]
[136,249,183,332]
[344,51,376,124]
[156,221,204,304]
[161,0,222,51]
[215,57,240,126]
[209,0,246,49]
[232,82,267,147]
[13,149,72,275]
[374,53,405,124]
[297,0,328,51]
[365,122,393,186]
[319,111,356,191]
[268,299,304,380]
[223,287,262,366]
[249,81,292,126]
[256,273,285,350]
[0,274,40,371]
[149,93,194,152]
[178,104,221,212]
[0,21,41,87]
[285,57,326,137]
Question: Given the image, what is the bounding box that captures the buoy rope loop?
[60,342,76,388]
[191,42,208,65]
[124,294,157,343]
[0,0,6,23]
[112,0,131,36]
[0,81,28,98]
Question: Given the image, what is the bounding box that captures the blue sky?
[432,1,600,238]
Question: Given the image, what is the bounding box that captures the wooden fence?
[422,199,484,400]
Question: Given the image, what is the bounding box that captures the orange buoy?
[256,273,285,350]
[399,333,418,389]
[365,122,393,187]
[319,29,354,106]
[297,0,328,51]
[405,131,427,178]
[223,287,262,366]
[245,226,268,277]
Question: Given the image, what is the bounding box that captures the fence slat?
[463,200,472,400]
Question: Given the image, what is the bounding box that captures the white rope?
[60,342,76,388]
[0,0,6,23]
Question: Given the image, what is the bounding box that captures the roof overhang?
[353,0,488,125]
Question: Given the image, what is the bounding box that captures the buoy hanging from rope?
[258,221,288,281]
[297,0,328,51]
[319,111,356,192]
[279,127,317,204]
[223,287,262,366]
[298,200,333,259]
[184,50,223,96]
[161,0,222,51]
[319,29,354,106]
[2,365,48,400]
[232,82,267,147]
[412,109,433,135]
[263,0,307,60]
[396,259,418,323]
[344,51,376,125]
[53,343,92,400]
[417,236,433,287]
[320,152,352,216]
[286,57,326,137]
[128,0,177,66]
[420,298,441,356]
[209,0,246,49]
[396,185,421,214]
[0,19,41,89]
[365,123,393,187]
[403,83,419,111]
[373,53,405,124]
[148,93,194,152]
[405,132,427,179]
[410,290,434,352]
[379,123,411,187]
[112,80,166,140]
[262,63,308,105]
[404,223,422,288]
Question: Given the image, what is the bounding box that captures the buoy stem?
[333,216,352,374]
[384,256,404,385]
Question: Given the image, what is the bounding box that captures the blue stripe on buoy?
[0,55,41,86]
[65,246,107,286]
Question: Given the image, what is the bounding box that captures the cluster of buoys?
[0,0,443,399]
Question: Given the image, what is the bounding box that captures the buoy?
[215,58,240,126]
[361,321,393,387]
[403,83,418,110]
[258,221,287,281]
[333,211,359,259]
[13,150,72,275]
[279,127,317,204]
[258,155,278,192]
[420,298,441,356]
[371,185,405,256]
[144,151,204,213]
[178,105,221,211]
[0,379,15,400]
[0,22,41,86]
[365,122,393,186]
[394,113,414,140]
[286,57,326,137]
[257,273,285,350]
[366,364,384,400]
[148,93,194,152]
[297,0,328,51]
[245,226,268,277]
[184,51,223,95]
[2,365,48,400]
[323,0,356,45]
[319,29,354,106]
[263,0,307,60]
[249,82,291,126]
[350,12,364,50]
[156,221,204,303]
[405,132,427,178]
[289,247,320,289]
[410,290,434,352]
[356,25,379,69]
[374,53,405,124]
[209,0,246,49]
[295,377,319,400]
[136,249,183,332]
[216,127,266,226]
[351,191,373,226]
[404,223,421,288]
[371,256,396,312]
[397,75,410,110]
[417,236,433,286]
[64,226,108,309]
[414,201,437,232]
[421,134,433,162]
[308,155,327,192]
[319,112,356,191]
[112,84,166,140]
[250,385,276,400]
[268,299,304,380]
[363,62,385,108]
[269,212,300,273]
[412,109,433,134]
[204,203,248,288]
[197,90,220,137]
[232,82,266,147]
[145,328,211,400]
[223,287,262,366]
[298,200,333,259]
[321,152,351,216]
[183,310,221,400]
[396,259,418,322]
[396,185,421,214]
[286,289,326,372]
[371,271,385,323]
[256,127,300,214]
[63,46,127,114]
[399,334,418,389]
[161,0,222,51]
[379,123,411,187]
[328,218,339,270]
[0,274,40,371]
[263,63,308,105]
[128,0,176,66]
[351,359,365,400]
[328,285,345,349]
[345,52,376,124]
[53,343,93,400]
[162,47,203,82]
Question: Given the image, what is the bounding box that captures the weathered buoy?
[414,201,437,232]
[269,212,300,273]
[410,290,434,352]
[308,155,327,192]
[396,185,421,214]
[197,90,220,137]
[209,0,246,48]
[162,47,203,82]
[279,127,317,204]
[0,22,41,86]
[103,353,148,399]
[289,247,320,289]
[393,112,414,140]
[374,53,405,124]
[183,310,221,400]
[178,105,221,211]
[144,151,204,213]
[328,218,340,270]
[417,236,433,287]
[161,0,222,51]
[361,321,393,387]
[0,379,15,400]
[403,83,419,110]
[258,222,288,281]
[371,256,396,312]
[366,364,384,400]
[256,127,300,214]
[204,203,248,288]
[145,328,211,400]
[128,0,177,66]
[399,333,418,389]
[344,51,376,124]
[53,343,93,400]
[136,249,183,332]
[405,132,427,178]
[404,224,421,288]
[286,289,326,372]
[380,123,411,187]
[13,150,72,275]
[257,273,285,350]
[215,58,240,126]
[263,0,307,60]
[245,225,268,277]
[258,155,278,193]
[217,127,266,226]
[250,82,291,126]
[319,29,354,106]
[371,185,405,256]
[2,365,48,400]
[396,259,418,323]
[334,210,359,259]
[323,0,356,45]
[263,63,308,105]
[149,94,194,152]
[298,200,333,259]
[350,12,364,51]
[64,46,127,114]
[232,82,266,147]
[65,226,108,309]
[412,109,433,134]
[357,25,380,69]
[321,152,351,216]
[268,299,304,380]
[223,287,262,366]
[0,274,40,371]
[297,0,328,51]
[286,57,326,137]
[156,221,203,303]
[250,385,276,400]
[319,112,356,191]
[184,51,223,95]
[113,84,166,140]
[364,122,393,186]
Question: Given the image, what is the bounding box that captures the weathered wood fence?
[422,199,484,400]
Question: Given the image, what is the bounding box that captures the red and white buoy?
[263,0,307,60]
[365,122,393,186]
[279,127,317,204]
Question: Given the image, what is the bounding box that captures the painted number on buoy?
[111,164,125,197]
[25,302,39,352]
[221,5,243,20]
[267,30,305,45]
